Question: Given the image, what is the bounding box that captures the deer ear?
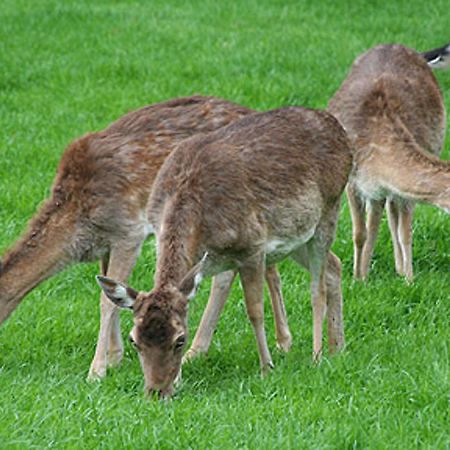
[178,254,208,299]
[96,276,138,309]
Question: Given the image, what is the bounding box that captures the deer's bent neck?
[153,197,202,289]
[0,200,78,323]
[355,115,450,212]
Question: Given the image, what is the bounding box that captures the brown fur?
[2,97,251,275]
[100,107,352,397]
[328,44,449,280]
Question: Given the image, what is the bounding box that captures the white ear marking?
[96,275,136,309]
[113,284,128,299]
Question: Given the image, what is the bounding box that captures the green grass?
[1,0,449,448]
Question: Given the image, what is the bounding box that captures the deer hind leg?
[360,199,385,279]
[265,265,292,352]
[325,252,344,353]
[291,242,327,362]
[346,184,367,279]
[386,199,404,275]
[307,247,327,362]
[239,255,273,375]
[291,249,344,356]
[183,270,236,363]
[398,202,415,282]
[88,241,142,381]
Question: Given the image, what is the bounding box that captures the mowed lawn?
[0,0,449,448]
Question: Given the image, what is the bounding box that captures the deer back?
[149,107,353,258]
[328,44,445,156]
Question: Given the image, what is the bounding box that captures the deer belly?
[265,229,316,264]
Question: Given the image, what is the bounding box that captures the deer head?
[96,262,204,398]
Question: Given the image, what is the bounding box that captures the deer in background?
[0,96,293,380]
[422,42,450,69]
[328,44,450,281]
[97,106,353,398]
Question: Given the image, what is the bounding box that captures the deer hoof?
[182,347,206,364]
[276,333,292,353]
[87,364,107,381]
[107,349,124,368]
[261,361,274,378]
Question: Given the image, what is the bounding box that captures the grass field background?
[0,0,449,448]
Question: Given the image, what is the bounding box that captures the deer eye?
[174,335,186,351]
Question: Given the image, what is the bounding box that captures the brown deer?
[97,106,353,398]
[328,44,450,281]
[0,96,292,380]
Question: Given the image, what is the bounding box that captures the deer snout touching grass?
[328,44,450,282]
[98,106,353,398]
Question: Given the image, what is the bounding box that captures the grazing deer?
[422,42,450,69]
[0,96,292,380]
[97,106,353,398]
[328,44,450,281]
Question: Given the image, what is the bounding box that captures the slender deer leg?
[292,242,327,361]
[291,249,344,354]
[184,265,292,364]
[398,203,415,282]
[325,252,344,353]
[239,256,273,375]
[346,184,367,279]
[360,199,385,279]
[88,241,142,380]
[386,199,404,275]
[307,249,327,362]
[265,266,292,352]
[183,270,236,363]
[98,253,121,367]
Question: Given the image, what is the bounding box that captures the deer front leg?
[265,265,292,352]
[360,199,385,279]
[386,199,404,275]
[96,253,121,367]
[240,255,273,376]
[346,184,367,279]
[98,254,125,368]
[183,270,236,363]
[88,241,142,381]
[184,265,291,364]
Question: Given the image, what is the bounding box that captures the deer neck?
[359,115,450,212]
[0,200,78,322]
[153,198,203,290]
